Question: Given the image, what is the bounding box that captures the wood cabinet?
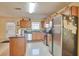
[71,6,78,16]
[41,20,45,29]
[32,32,44,41]
[9,37,26,56]
[47,34,52,46]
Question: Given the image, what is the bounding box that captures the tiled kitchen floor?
[0,43,9,56]
[0,41,52,56]
[26,41,52,56]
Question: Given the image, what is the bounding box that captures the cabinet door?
[32,32,44,41]
[10,37,26,56]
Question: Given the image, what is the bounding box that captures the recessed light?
[15,8,21,10]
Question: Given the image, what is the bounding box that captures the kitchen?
[0,2,79,56]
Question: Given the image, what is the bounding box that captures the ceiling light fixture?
[29,2,37,13]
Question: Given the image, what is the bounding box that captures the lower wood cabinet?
[32,32,44,41]
[47,34,52,46]
[9,37,26,56]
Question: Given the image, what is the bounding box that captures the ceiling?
[0,2,71,20]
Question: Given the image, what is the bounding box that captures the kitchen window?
[32,22,40,31]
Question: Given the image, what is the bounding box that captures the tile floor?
[0,41,61,56]
[26,41,52,56]
[0,43,9,56]
[0,41,53,56]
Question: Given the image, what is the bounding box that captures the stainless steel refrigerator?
[62,15,78,56]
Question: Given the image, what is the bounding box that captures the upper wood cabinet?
[20,18,31,28]
[71,6,78,16]
[41,20,45,29]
